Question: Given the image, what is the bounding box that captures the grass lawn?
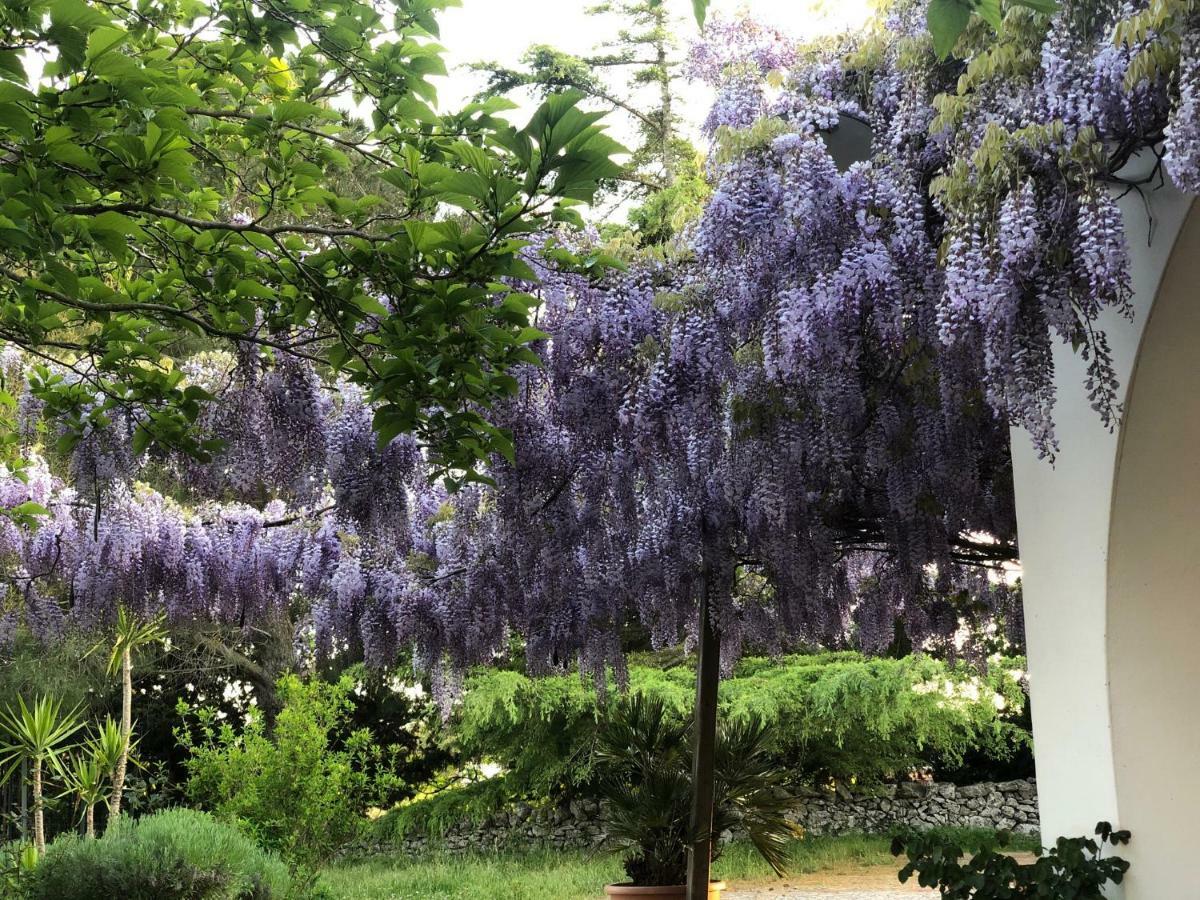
[320,830,1036,899]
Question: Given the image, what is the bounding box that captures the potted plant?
[595,695,799,898]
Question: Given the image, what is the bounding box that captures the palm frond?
[594,697,799,885]
[103,607,167,675]
[0,694,85,758]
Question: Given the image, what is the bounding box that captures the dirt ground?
[724,853,1039,898]
[724,864,935,898]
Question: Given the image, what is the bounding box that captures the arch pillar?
[1011,163,1196,897]
[1106,199,1200,898]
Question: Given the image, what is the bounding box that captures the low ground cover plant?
[17,808,301,900]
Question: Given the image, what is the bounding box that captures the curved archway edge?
[1012,172,1197,898]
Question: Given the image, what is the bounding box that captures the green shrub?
[378,779,515,842]
[177,673,397,871]
[716,653,1029,784]
[384,652,1029,842]
[19,808,299,900]
[1,842,39,897]
[892,822,1130,898]
[430,651,1029,825]
[452,667,601,800]
[595,694,799,886]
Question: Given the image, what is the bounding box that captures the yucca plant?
[594,695,801,887]
[90,714,126,763]
[57,748,109,838]
[97,608,165,823]
[0,695,85,853]
[89,714,126,822]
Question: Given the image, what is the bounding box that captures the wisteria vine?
[1,0,1196,696]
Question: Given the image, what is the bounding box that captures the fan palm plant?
[98,608,165,822]
[594,694,800,889]
[712,716,800,875]
[0,695,84,853]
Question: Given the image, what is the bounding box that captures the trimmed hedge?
[20,808,301,900]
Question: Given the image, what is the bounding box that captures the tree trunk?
[655,6,673,186]
[686,570,720,900]
[20,757,28,840]
[31,757,44,855]
[108,646,132,823]
[85,803,95,839]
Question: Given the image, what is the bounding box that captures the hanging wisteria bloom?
[1164,22,1200,192]
[0,0,1196,706]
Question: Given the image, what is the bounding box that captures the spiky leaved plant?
[100,609,165,824]
[56,749,108,838]
[88,714,125,813]
[594,694,799,886]
[0,695,84,853]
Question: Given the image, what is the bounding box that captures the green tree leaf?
[1009,0,1059,13]
[928,0,973,59]
[976,0,1003,33]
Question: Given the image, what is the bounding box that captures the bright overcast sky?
[431,0,874,138]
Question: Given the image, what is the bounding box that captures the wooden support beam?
[686,573,720,900]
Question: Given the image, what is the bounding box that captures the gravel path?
[721,866,936,899]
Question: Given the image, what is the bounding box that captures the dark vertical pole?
[20,758,27,839]
[686,566,720,900]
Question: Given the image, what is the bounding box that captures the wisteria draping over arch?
[1,0,1195,698]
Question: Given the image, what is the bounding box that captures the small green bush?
[19,808,299,900]
[379,778,514,841]
[893,822,1129,898]
[1,841,40,897]
[177,673,397,871]
[595,694,800,886]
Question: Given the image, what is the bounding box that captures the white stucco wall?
[1011,158,1195,898]
[1106,203,1200,899]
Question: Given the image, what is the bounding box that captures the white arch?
[1012,159,1197,898]
[1106,200,1200,898]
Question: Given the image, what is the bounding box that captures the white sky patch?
[432,0,874,141]
[28,1,872,148]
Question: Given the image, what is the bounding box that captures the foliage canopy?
[0,0,622,479]
[385,652,1029,838]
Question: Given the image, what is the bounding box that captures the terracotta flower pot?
[604,882,726,899]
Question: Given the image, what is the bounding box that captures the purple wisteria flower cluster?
[1,0,1196,699]
[1164,22,1200,193]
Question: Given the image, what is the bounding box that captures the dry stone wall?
[372,779,1039,857]
[787,778,1039,836]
